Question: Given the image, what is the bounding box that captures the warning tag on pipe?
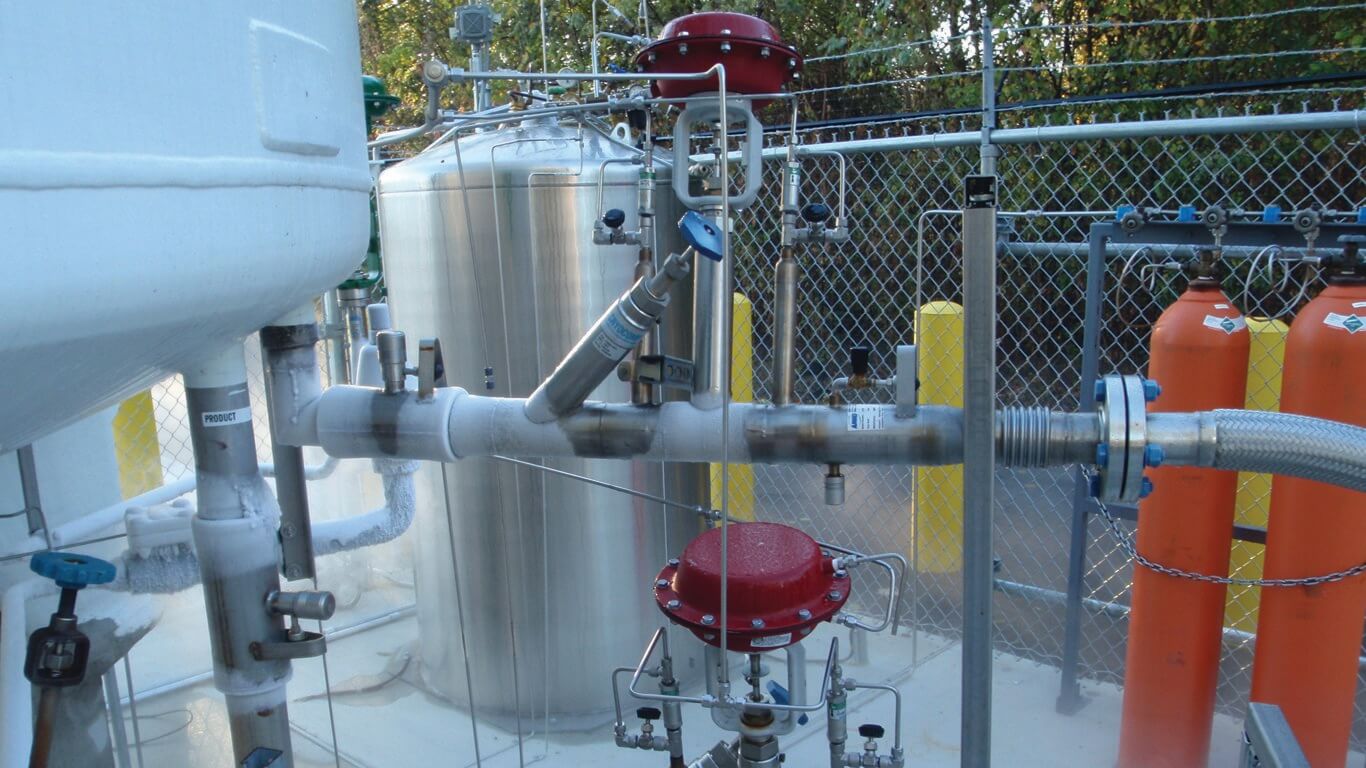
[846,404,885,431]
[200,407,252,427]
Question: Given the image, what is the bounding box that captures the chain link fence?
[725,86,1365,740]
[106,78,1361,762]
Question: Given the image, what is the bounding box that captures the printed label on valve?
[591,311,647,359]
[750,633,792,649]
[1202,314,1247,335]
[846,404,886,431]
[1324,312,1364,334]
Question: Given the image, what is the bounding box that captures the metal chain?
[1092,491,1366,588]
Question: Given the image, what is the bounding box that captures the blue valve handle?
[678,211,725,262]
[30,552,116,590]
[765,681,809,725]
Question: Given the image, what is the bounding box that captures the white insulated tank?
[0,2,371,450]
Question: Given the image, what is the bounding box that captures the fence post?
[1057,222,1111,714]
[979,16,1000,176]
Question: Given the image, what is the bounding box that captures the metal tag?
[635,355,695,390]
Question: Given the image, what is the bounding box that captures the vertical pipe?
[631,152,658,406]
[321,290,349,385]
[102,673,132,768]
[978,17,998,177]
[772,249,799,406]
[1225,317,1287,632]
[826,648,847,768]
[29,688,58,768]
[260,307,322,583]
[716,76,732,689]
[16,446,45,543]
[183,344,294,768]
[773,137,802,407]
[960,175,998,768]
[691,217,730,411]
[630,251,658,405]
[1056,224,1108,714]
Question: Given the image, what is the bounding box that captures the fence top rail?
[739,108,1365,158]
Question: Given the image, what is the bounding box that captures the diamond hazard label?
[1202,314,1247,335]
[1325,312,1364,334]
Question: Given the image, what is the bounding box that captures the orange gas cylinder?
[1118,276,1250,768]
[1251,245,1366,768]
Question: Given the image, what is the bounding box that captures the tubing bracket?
[1093,374,1150,504]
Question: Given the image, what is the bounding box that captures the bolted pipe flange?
[1093,374,1150,504]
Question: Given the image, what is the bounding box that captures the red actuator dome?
[654,522,848,651]
[634,12,802,105]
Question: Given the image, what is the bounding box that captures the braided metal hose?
[1210,409,1366,493]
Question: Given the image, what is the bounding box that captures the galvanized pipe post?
[184,344,294,767]
[960,175,998,768]
[1057,224,1110,714]
[979,16,999,177]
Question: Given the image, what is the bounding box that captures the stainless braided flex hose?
[1208,409,1366,493]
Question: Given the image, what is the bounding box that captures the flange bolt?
[1142,378,1162,402]
[1144,444,1165,468]
[1139,477,1155,499]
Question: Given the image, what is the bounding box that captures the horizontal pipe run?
[307,384,1366,491]
[753,110,1364,158]
[1000,241,1353,262]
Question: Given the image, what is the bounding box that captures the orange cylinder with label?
[1118,279,1249,768]
[1251,275,1366,768]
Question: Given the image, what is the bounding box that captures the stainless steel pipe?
[691,211,730,411]
[183,345,294,768]
[771,248,799,406]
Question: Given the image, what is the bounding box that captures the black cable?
[769,69,1366,134]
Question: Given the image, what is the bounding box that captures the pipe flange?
[1094,374,1149,504]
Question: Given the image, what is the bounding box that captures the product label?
[1202,314,1247,335]
[846,404,885,431]
[1324,312,1365,334]
[200,407,252,428]
[590,310,646,359]
[751,633,792,649]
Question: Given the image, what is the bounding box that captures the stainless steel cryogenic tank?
[377,115,706,728]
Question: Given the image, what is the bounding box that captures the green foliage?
[358,0,1362,133]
